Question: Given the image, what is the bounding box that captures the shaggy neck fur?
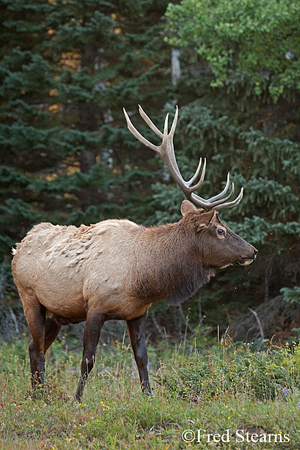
[131,216,211,305]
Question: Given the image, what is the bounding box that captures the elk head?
[180,199,257,269]
[123,105,258,267]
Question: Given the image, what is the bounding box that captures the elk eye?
[218,227,226,236]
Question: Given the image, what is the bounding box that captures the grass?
[0,335,300,449]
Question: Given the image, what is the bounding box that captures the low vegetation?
[1,333,300,449]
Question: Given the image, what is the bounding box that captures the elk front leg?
[75,311,104,402]
[127,311,151,395]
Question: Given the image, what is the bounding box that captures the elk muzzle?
[237,246,258,266]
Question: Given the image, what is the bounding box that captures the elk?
[12,106,257,401]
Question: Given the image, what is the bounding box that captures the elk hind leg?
[75,311,104,402]
[44,316,62,354]
[22,294,47,388]
[127,311,151,395]
[29,315,60,393]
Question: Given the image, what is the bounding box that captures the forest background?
[0,0,300,347]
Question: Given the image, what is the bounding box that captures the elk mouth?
[238,257,254,266]
[238,248,258,266]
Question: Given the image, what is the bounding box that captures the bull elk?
[12,106,257,401]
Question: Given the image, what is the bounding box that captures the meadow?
[0,332,300,449]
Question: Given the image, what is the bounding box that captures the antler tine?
[196,180,235,209]
[166,105,180,174]
[138,105,184,182]
[208,173,231,203]
[190,174,243,210]
[190,182,244,210]
[138,104,164,139]
[214,187,244,210]
[161,105,207,194]
[123,108,160,153]
[186,157,206,190]
[163,112,169,137]
[124,105,184,183]
[169,105,178,137]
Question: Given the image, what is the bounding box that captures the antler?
[123,105,243,211]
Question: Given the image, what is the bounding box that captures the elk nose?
[253,248,258,259]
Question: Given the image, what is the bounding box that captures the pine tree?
[0,0,172,261]
[1,1,52,248]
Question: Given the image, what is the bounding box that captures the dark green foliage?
[0,0,172,261]
[281,287,300,307]
[166,0,300,99]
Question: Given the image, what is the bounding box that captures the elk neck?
[129,215,211,305]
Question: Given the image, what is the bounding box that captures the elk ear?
[181,200,202,216]
[209,210,219,226]
[196,210,218,232]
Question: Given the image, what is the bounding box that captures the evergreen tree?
[0,0,53,249]
[0,0,172,259]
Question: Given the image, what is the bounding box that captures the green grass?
[0,337,300,449]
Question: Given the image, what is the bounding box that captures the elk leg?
[24,297,47,388]
[29,316,61,390]
[75,311,104,402]
[127,311,151,395]
[44,317,62,354]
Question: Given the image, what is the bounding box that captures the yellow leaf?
[49,104,59,113]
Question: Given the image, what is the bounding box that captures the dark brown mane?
[131,214,211,305]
